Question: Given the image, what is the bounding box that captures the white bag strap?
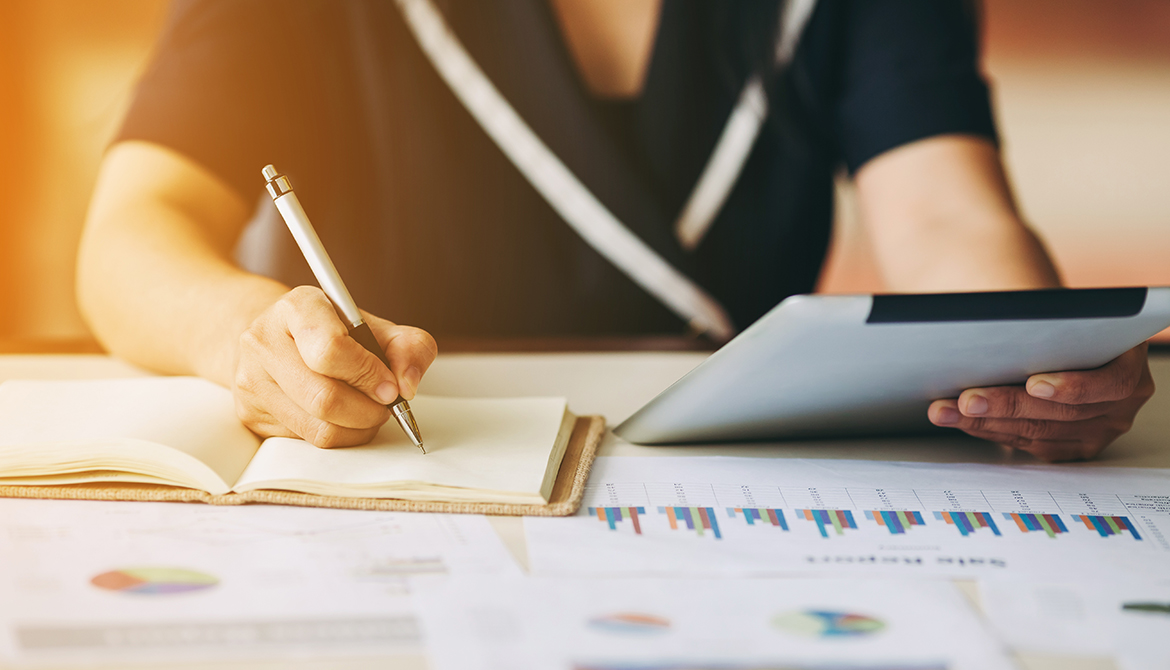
[395,0,816,341]
[674,0,818,251]
[396,0,739,340]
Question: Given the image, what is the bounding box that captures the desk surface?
[3,349,1160,670]
[7,349,1164,469]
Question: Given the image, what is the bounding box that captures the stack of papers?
[3,454,1167,668]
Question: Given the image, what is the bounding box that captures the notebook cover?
[0,415,604,517]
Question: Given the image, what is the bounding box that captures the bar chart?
[933,511,1002,537]
[1004,513,1068,538]
[1074,514,1142,540]
[529,458,1170,580]
[658,506,722,539]
[726,507,789,530]
[797,509,859,538]
[576,479,1168,547]
[589,507,645,535]
[864,510,925,535]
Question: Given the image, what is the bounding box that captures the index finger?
[280,287,399,403]
[1026,342,1150,405]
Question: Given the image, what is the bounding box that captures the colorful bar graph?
[933,511,1001,537]
[864,510,925,535]
[657,506,722,539]
[1003,512,1068,538]
[1075,515,1142,541]
[796,509,858,538]
[588,507,645,534]
[726,507,789,530]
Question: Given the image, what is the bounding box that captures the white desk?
[6,352,1166,669]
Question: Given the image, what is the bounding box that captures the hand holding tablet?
[929,341,1153,461]
[616,287,1170,461]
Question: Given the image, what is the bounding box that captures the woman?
[77,0,1152,459]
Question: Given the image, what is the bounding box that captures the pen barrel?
[272,192,364,328]
[349,321,405,407]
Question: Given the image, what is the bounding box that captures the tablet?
[615,287,1170,444]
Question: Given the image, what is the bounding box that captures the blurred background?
[0,0,1168,346]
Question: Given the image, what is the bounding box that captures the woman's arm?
[854,135,1153,460]
[79,142,281,382]
[854,134,1059,293]
[78,141,437,447]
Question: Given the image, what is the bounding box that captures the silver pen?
[262,165,425,453]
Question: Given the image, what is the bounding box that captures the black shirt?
[117,0,996,338]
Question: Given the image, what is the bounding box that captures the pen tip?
[391,403,425,453]
[261,164,278,181]
[419,444,427,455]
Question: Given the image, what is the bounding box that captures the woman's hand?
[232,286,438,448]
[928,343,1154,461]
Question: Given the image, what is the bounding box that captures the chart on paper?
[585,482,1165,543]
[529,457,1170,578]
[0,499,520,665]
[417,577,1016,670]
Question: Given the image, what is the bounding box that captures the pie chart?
[587,612,672,635]
[91,567,218,595]
[771,610,885,638]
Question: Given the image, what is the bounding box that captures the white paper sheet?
[980,577,1170,665]
[0,499,519,665]
[526,457,1170,578]
[416,576,1014,670]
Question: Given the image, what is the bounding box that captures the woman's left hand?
[927,342,1154,461]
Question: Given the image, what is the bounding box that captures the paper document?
[416,576,1014,670]
[980,577,1170,667]
[0,499,519,665]
[526,457,1170,578]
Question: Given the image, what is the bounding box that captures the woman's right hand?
[232,286,438,448]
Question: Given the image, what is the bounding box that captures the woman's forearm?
[856,135,1062,293]
[77,142,288,386]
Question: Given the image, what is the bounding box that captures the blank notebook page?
[0,377,260,491]
[233,395,570,500]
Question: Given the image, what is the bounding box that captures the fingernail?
[933,406,960,425]
[1029,380,1056,399]
[402,366,422,397]
[376,381,399,404]
[965,394,988,416]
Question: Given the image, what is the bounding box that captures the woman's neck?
[549,0,662,100]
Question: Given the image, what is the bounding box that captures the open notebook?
[0,378,597,510]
